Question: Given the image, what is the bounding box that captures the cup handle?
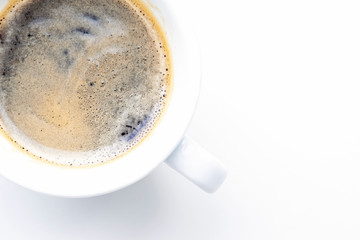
[165,136,227,193]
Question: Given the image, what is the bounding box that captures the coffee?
[0,0,171,166]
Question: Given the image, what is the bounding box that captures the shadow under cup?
[0,0,201,197]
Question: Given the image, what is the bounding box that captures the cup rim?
[0,0,201,197]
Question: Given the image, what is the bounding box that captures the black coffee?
[0,0,171,166]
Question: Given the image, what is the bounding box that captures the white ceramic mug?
[0,0,227,197]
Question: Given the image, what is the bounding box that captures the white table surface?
[1,0,360,239]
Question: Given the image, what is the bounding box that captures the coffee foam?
[0,0,171,166]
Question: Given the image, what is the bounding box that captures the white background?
[1,0,360,239]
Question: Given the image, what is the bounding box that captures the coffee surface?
[0,0,170,166]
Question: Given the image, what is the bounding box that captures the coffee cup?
[0,0,227,197]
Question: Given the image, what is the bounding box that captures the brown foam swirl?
[0,0,171,166]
